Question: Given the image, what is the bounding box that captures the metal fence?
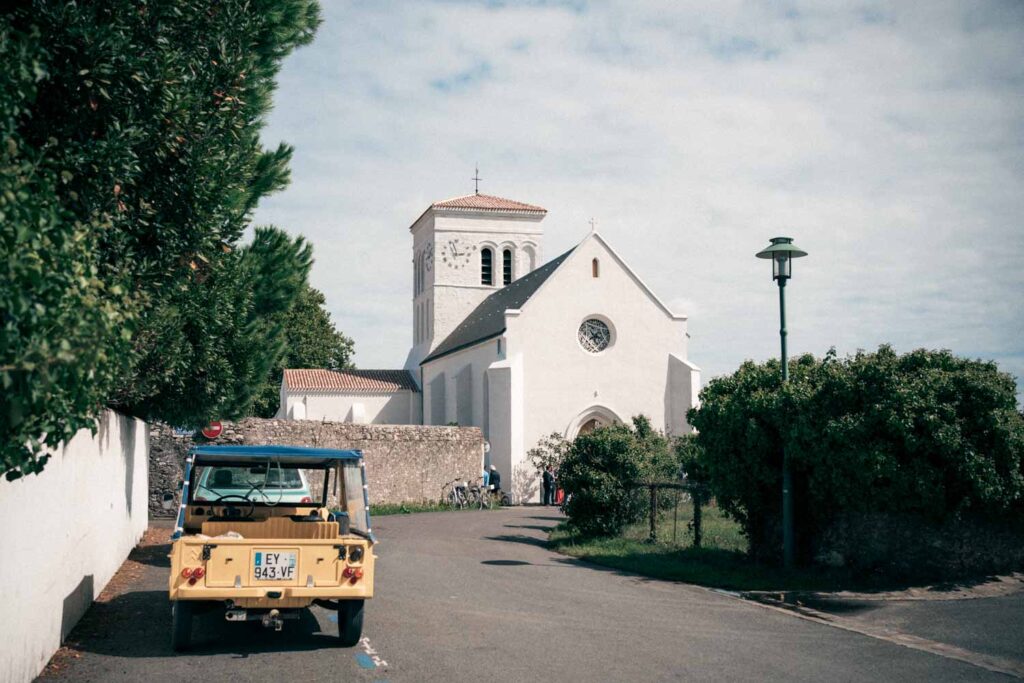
[631,480,711,547]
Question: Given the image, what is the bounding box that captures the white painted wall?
[421,337,504,429]
[281,390,421,425]
[0,410,148,683]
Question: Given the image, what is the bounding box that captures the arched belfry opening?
[592,258,600,278]
[503,248,513,285]
[481,247,494,285]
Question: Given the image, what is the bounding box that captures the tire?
[500,492,511,507]
[171,601,192,651]
[336,599,364,647]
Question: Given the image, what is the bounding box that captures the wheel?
[336,599,364,647]
[171,601,192,651]
[500,492,511,506]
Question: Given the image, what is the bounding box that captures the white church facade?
[278,192,701,501]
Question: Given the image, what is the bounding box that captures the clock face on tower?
[441,237,476,269]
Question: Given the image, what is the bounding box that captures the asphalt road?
[43,508,1015,682]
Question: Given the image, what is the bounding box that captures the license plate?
[253,551,296,581]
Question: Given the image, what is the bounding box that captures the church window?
[503,249,513,285]
[578,318,612,353]
[481,248,494,285]
[592,258,600,278]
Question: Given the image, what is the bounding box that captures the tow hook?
[262,608,283,631]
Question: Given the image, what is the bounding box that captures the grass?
[549,503,874,592]
[369,500,500,516]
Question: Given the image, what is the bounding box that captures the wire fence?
[631,481,711,547]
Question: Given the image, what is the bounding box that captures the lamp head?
[756,237,808,281]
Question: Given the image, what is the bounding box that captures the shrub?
[690,346,1024,570]
[559,416,677,538]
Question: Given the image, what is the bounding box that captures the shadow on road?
[481,560,532,566]
[485,533,550,549]
[60,589,341,659]
[129,541,172,568]
[503,523,556,532]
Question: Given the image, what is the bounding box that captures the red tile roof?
[283,369,419,392]
[431,193,546,214]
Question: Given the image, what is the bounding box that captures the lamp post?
[756,236,808,569]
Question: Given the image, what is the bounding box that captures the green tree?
[250,285,355,418]
[558,416,677,537]
[527,432,571,472]
[689,346,1024,565]
[1,1,322,479]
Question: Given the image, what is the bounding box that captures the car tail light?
[354,568,364,579]
[193,567,205,579]
[188,576,197,585]
[342,567,353,578]
[300,496,312,503]
[181,567,193,579]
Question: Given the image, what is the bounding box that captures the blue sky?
[253,1,1024,404]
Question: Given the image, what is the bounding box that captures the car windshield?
[193,463,315,504]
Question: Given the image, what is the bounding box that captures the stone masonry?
[149,419,484,517]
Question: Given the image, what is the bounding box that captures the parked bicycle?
[441,478,468,509]
[469,477,510,509]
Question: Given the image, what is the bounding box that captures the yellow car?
[168,445,376,650]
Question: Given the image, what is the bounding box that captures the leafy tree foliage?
[558,416,678,537]
[1,1,321,479]
[689,346,1024,564]
[250,285,355,418]
[526,432,571,473]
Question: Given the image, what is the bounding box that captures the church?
[278,191,701,501]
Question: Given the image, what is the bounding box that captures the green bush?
[690,346,1024,568]
[558,416,677,538]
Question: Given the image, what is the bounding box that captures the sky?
[252,0,1024,405]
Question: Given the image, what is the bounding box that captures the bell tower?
[404,193,547,376]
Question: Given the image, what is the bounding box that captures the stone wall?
[150,418,484,517]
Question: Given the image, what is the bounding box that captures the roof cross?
[588,217,598,232]
[472,165,482,195]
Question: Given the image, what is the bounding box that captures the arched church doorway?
[566,405,622,439]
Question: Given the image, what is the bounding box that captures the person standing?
[542,465,555,506]
[489,464,501,493]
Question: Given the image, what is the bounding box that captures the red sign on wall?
[201,421,223,439]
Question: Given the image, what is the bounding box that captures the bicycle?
[444,479,468,509]
[441,478,468,509]
[470,478,511,509]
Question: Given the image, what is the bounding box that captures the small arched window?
[481,248,494,285]
[592,258,600,278]
[503,249,513,285]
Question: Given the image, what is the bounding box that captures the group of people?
[481,464,560,506]
[541,465,558,506]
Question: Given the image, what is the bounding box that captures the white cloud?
[254,0,1024,401]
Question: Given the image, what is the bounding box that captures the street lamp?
[756,236,808,569]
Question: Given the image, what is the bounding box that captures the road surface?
[43,508,1015,681]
